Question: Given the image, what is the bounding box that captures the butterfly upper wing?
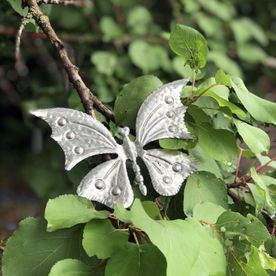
[141,149,196,196]
[77,155,133,209]
[31,108,119,170]
[135,79,190,147]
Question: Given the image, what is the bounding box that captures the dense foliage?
[1,0,276,275]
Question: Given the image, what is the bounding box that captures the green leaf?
[172,57,204,79]
[189,145,223,179]
[91,51,118,76]
[208,51,242,77]
[142,201,162,220]
[195,13,223,37]
[114,75,162,128]
[243,246,274,276]
[129,40,169,72]
[196,93,247,119]
[232,77,276,125]
[184,171,228,216]
[82,219,129,259]
[216,211,270,247]
[234,120,270,155]
[193,82,246,119]
[237,44,267,64]
[159,137,197,150]
[249,169,276,217]
[49,259,92,276]
[216,211,270,276]
[115,200,226,276]
[7,0,28,16]
[169,25,208,69]
[45,195,109,232]
[127,6,152,35]
[227,245,276,275]
[230,18,268,46]
[99,17,123,42]
[105,244,166,276]
[2,218,90,276]
[197,77,230,99]
[258,247,276,271]
[215,69,231,87]
[193,202,226,224]
[197,123,238,163]
[198,0,235,21]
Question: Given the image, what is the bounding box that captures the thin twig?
[22,0,114,120]
[234,148,244,183]
[15,16,29,75]
[39,0,87,7]
[132,231,140,246]
[228,156,276,189]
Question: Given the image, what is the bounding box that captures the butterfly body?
[31,79,196,208]
[118,126,147,195]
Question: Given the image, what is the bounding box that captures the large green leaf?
[197,123,238,163]
[2,218,90,276]
[196,93,247,119]
[189,145,222,179]
[234,120,270,155]
[184,171,228,216]
[82,219,129,259]
[169,25,208,69]
[241,246,275,276]
[105,244,166,276]
[216,211,270,248]
[45,195,109,232]
[114,75,162,128]
[217,211,272,275]
[159,137,197,150]
[115,200,226,276]
[232,77,276,124]
[49,259,93,276]
[192,202,226,224]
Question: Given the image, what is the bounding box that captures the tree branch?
[15,16,29,75]
[21,0,114,120]
[39,0,87,7]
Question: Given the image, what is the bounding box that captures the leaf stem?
[189,70,197,98]
[228,156,276,189]
[192,83,219,101]
[132,231,140,246]
[234,148,244,183]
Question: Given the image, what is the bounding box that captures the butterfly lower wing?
[31,108,119,170]
[135,79,190,147]
[142,149,196,196]
[77,158,133,209]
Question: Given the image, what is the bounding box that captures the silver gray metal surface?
[30,79,196,209]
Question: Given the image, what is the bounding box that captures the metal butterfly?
[31,79,196,208]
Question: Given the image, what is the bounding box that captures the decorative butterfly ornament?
[31,79,196,208]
